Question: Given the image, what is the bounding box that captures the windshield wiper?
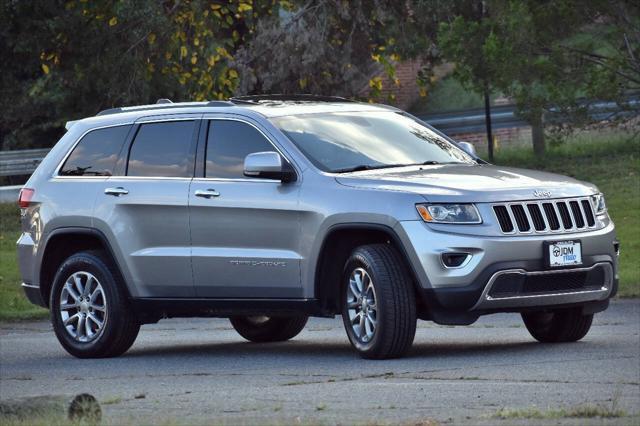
[410,160,467,166]
[332,161,466,173]
[332,164,411,173]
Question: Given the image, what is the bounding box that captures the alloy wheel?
[59,271,107,343]
[346,267,378,343]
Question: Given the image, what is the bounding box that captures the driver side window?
[205,120,275,179]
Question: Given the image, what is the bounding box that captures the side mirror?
[244,151,296,183]
[457,141,477,157]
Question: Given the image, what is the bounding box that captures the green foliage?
[437,0,640,134]
[1,1,410,149]
[0,0,282,150]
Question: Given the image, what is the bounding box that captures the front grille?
[493,197,597,234]
[488,265,606,298]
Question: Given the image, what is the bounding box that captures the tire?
[229,316,308,343]
[341,244,417,359]
[522,308,594,343]
[50,250,140,358]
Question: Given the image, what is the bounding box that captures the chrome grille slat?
[493,197,597,235]
[557,202,573,230]
[526,203,546,231]
[536,201,551,231]
[552,202,567,231]
[569,201,585,228]
[542,202,560,231]
[581,199,596,227]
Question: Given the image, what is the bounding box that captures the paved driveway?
[1,300,638,425]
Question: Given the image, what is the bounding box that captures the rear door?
[189,116,303,298]
[93,115,199,298]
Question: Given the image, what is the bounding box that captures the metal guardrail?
[0,148,50,177]
[0,98,637,179]
[416,98,639,134]
[417,104,529,134]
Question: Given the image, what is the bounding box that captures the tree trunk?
[531,112,545,157]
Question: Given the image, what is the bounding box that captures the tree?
[0,0,278,149]
[233,0,404,98]
[1,0,408,149]
[437,0,640,156]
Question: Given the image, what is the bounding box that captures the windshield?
[271,111,475,173]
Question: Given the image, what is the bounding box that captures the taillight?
[18,188,35,208]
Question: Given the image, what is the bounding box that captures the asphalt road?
[1,300,639,425]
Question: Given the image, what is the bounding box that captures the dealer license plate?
[547,240,582,267]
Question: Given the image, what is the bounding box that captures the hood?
[335,164,598,203]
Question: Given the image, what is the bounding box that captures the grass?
[490,130,639,297]
[493,404,627,420]
[0,131,637,321]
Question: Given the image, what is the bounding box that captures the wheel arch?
[313,223,424,315]
[38,227,131,307]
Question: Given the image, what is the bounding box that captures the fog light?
[613,241,620,256]
[442,252,471,268]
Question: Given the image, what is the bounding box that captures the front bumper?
[395,220,618,324]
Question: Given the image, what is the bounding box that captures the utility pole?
[484,82,494,162]
[481,0,494,162]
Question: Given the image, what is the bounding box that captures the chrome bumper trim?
[21,283,40,289]
[471,262,613,311]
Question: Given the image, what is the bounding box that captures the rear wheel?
[229,316,308,342]
[341,244,416,359]
[50,251,140,358]
[522,308,594,343]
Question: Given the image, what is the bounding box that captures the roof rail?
[95,100,236,116]
[230,94,355,104]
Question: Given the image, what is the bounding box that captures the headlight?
[591,193,607,215]
[416,203,482,224]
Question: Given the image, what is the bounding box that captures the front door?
[189,117,303,298]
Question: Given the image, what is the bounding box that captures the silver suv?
[17,95,619,359]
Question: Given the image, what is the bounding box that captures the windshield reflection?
[271,112,474,173]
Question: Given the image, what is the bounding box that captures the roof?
[68,96,399,131]
[96,95,396,118]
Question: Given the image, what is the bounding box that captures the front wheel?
[341,244,416,359]
[229,316,308,342]
[522,308,594,343]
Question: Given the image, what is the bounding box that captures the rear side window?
[127,121,195,177]
[205,120,275,178]
[60,125,131,176]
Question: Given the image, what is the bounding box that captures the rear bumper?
[17,232,37,287]
[22,283,46,307]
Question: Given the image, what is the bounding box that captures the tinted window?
[206,120,275,178]
[127,121,195,177]
[60,125,131,176]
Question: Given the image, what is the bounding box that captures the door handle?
[194,189,220,198]
[104,187,129,196]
